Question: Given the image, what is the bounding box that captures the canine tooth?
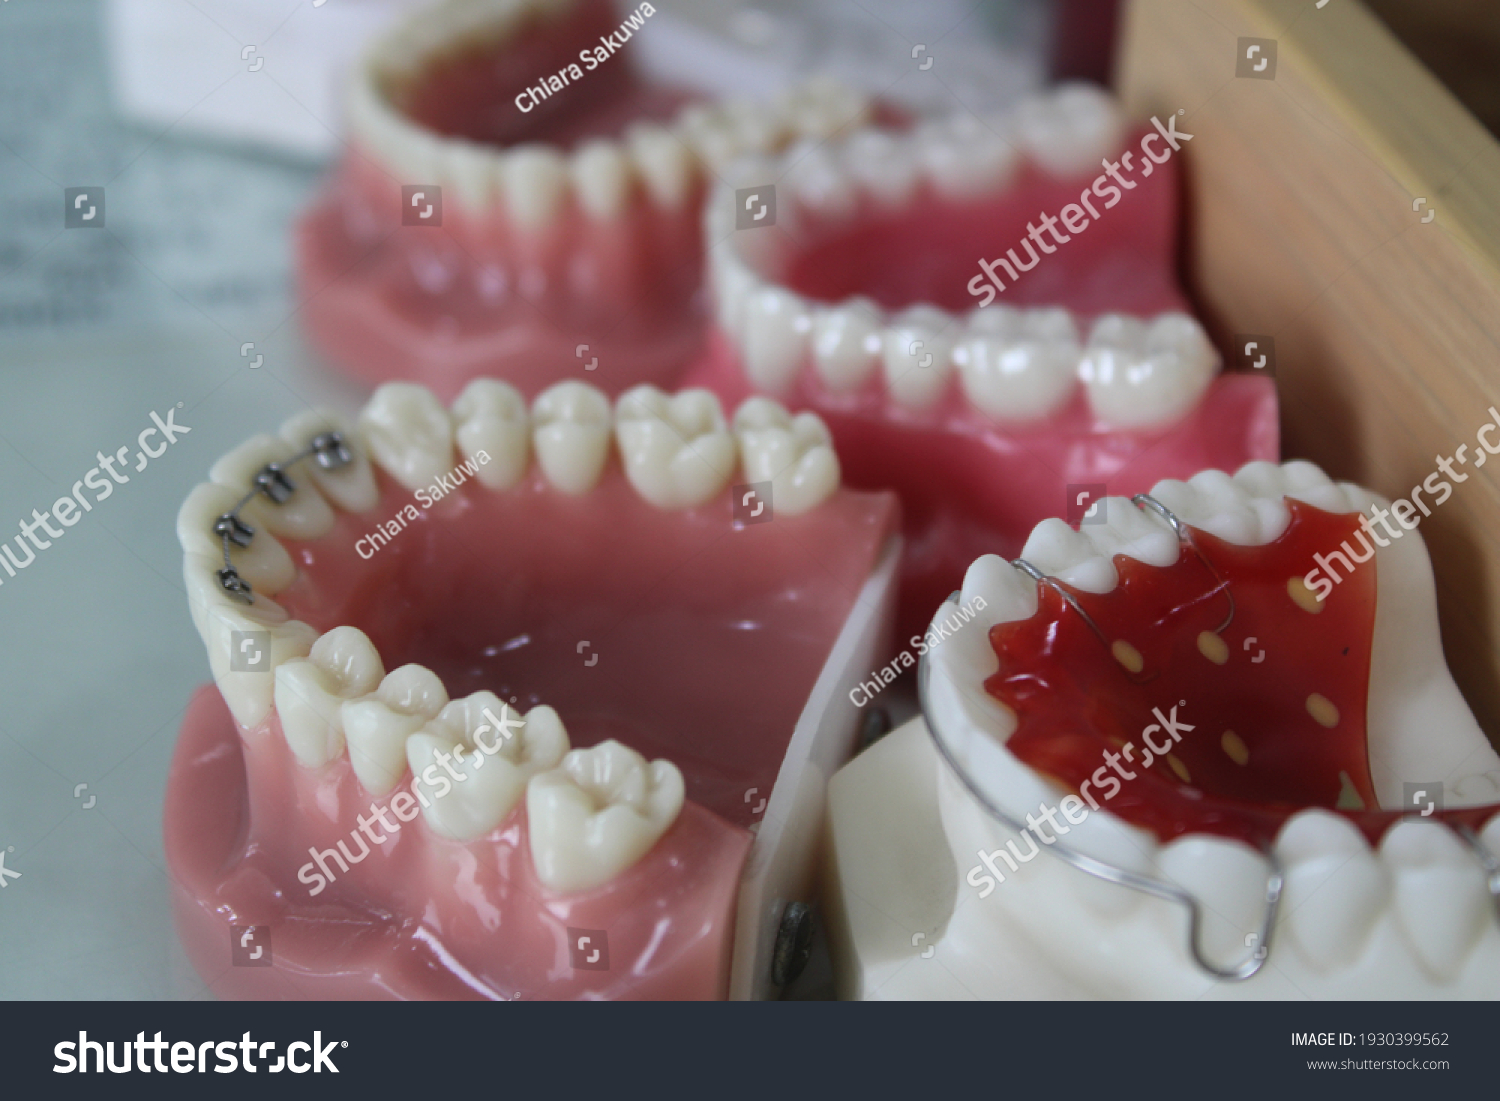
[444,139,497,212]
[954,307,1079,422]
[274,627,385,768]
[527,740,685,893]
[732,397,840,516]
[626,123,695,209]
[1382,820,1490,981]
[882,306,955,410]
[184,553,315,729]
[210,435,335,540]
[501,145,568,231]
[342,664,449,796]
[960,553,1038,624]
[358,383,456,491]
[1276,810,1386,972]
[406,696,569,841]
[741,287,812,396]
[451,379,530,491]
[178,483,295,594]
[1020,518,1115,592]
[280,410,379,513]
[1014,82,1123,178]
[843,130,918,207]
[532,381,611,494]
[570,139,634,220]
[1157,836,1273,971]
[1078,311,1218,430]
[615,386,736,509]
[918,128,1018,200]
[811,299,882,393]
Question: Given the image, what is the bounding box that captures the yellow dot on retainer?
[1112,640,1144,674]
[1307,693,1340,728]
[1197,630,1229,665]
[1167,755,1192,784]
[1221,730,1250,766]
[1288,576,1324,614]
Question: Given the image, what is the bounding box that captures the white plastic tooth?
[1078,311,1218,430]
[882,306,955,410]
[777,76,869,139]
[210,435,335,540]
[358,382,456,491]
[184,553,316,729]
[626,123,695,209]
[678,108,743,171]
[954,306,1079,422]
[784,142,858,221]
[274,627,385,769]
[1382,819,1491,982]
[1157,836,1273,971]
[1014,82,1124,178]
[527,739,685,893]
[570,139,634,220]
[740,287,813,396]
[342,664,449,796]
[444,138,497,212]
[842,130,919,208]
[451,379,530,491]
[732,397,840,516]
[811,298,883,393]
[501,144,568,231]
[1019,518,1115,593]
[280,410,379,513]
[722,98,782,156]
[177,483,295,594]
[406,695,569,841]
[960,553,1039,626]
[614,386,736,509]
[1276,810,1387,973]
[531,381,611,494]
[1084,497,1180,568]
[918,127,1018,201]
[1179,469,1262,544]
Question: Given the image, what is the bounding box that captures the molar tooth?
[274,627,385,768]
[1078,311,1218,430]
[1085,499,1180,568]
[178,483,295,594]
[570,139,634,220]
[451,379,530,491]
[732,397,840,516]
[811,298,882,393]
[527,739,685,893]
[626,123,695,209]
[1014,82,1123,178]
[501,144,568,230]
[1020,518,1114,592]
[740,287,812,396]
[406,696,569,841]
[1382,819,1490,981]
[280,410,379,513]
[342,664,449,796]
[210,435,335,540]
[954,306,1079,422]
[358,382,456,491]
[882,306,955,410]
[615,386,736,509]
[1276,810,1386,972]
[532,381,611,494]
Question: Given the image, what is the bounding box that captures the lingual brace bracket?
[212,431,353,604]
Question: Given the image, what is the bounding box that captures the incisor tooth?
[444,138,497,212]
[527,739,685,893]
[358,383,455,491]
[280,410,379,513]
[406,695,568,841]
[178,483,295,594]
[1382,820,1490,982]
[733,397,840,516]
[532,381,611,494]
[570,139,634,220]
[502,144,568,230]
[626,123,695,209]
[1277,810,1386,972]
[451,379,530,490]
[342,664,449,796]
[615,386,736,509]
[274,627,385,768]
[210,435,335,541]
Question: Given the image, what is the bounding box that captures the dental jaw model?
[685,83,1278,639]
[297,0,870,400]
[165,380,900,999]
[827,460,1500,998]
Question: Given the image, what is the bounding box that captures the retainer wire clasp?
[212,431,353,604]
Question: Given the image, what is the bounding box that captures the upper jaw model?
[827,460,1500,998]
[683,82,1278,640]
[297,0,871,400]
[164,379,900,999]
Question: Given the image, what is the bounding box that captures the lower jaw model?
[165,380,899,999]
[827,460,1500,998]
